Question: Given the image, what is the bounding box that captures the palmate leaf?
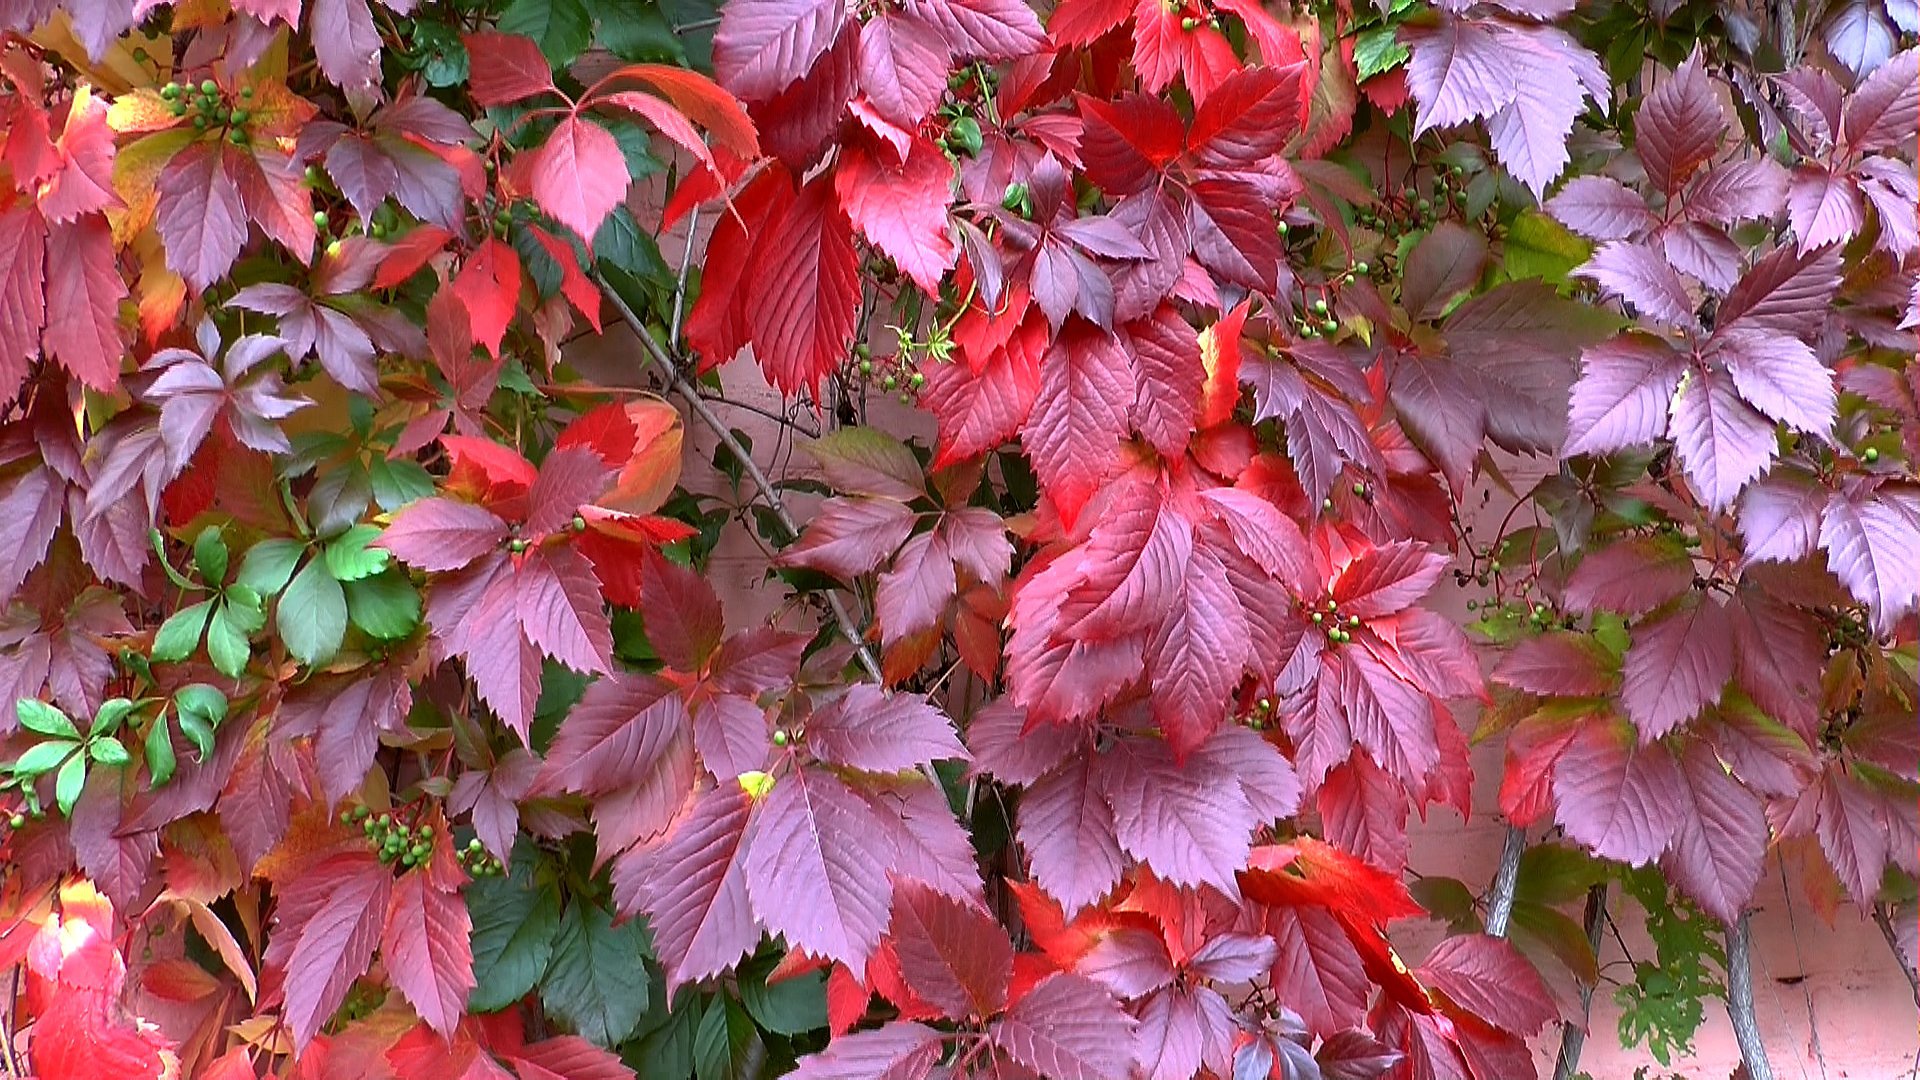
[988,973,1137,1080]
[743,766,895,969]
[614,787,758,996]
[887,880,1013,1019]
[265,850,394,1049]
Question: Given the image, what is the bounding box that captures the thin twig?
[669,210,700,350]
[0,966,20,1079]
[1483,825,1526,939]
[1551,883,1609,1080]
[1726,911,1776,1080]
[1775,857,1829,1079]
[1873,903,1920,1005]
[595,274,886,689]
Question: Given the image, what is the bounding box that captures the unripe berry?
[1863,447,1880,463]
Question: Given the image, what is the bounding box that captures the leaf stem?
[594,274,887,686]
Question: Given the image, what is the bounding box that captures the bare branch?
[1551,883,1609,1080]
[1484,824,1527,939]
[1726,911,1776,1080]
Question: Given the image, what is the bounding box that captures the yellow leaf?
[30,12,168,95]
[108,88,182,134]
[737,770,776,800]
[136,239,188,345]
[111,128,193,243]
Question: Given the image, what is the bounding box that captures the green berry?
[1348,615,1360,627]
[231,108,250,124]
[468,838,484,852]
[312,210,328,229]
[1863,448,1880,463]
[7,813,23,830]
[1352,482,1366,496]
[859,359,873,375]
[1311,298,1328,314]
[201,78,217,95]
[1180,15,1199,28]
[881,375,897,391]
[1465,600,1477,610]
[1276,221,1290,236]
[509,538,528,553]
[410,843,430,860]
[418,825,433,840]
[1321,498,1333,511]
[1311,612,1323,624]
[1355,261,1370,276]
[399,852,416,868]
[241,86,255,98]
[192,115,207,129]
[772,729,790,746]
[228,129,247,145]
[161,83,179,99]
[1321,319,1338,333]
[909,372,925,388]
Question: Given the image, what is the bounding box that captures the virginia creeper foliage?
[0,0,1912,1077]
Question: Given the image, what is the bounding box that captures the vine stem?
[1550,883,1609,1080]
[1726,911,1776,1080]
[1483,824,1526,939]
[1872,903,1920,1006]
[594,274,887,691]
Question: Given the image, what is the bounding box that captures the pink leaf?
[613,787,758,996]
[1096,737,1253,897]
[1019,756,1125,915]
[805,685,967,773]
[790,1023,944,1080]
[834,136,956,295]
[989,973,1137,1080]
[1545,175,1655,241]
[377,497,509,571]
[1786,166,1864,252]
[42,216,127,390]
[1416,934,1555,1036]
[1664,739,1766,922]
[1562,335,1686,457]
[780,496,917,579]
[533,116,630,245]
[311,0,383,89]
[1668,366,1777,511]
[1819,485,1920,635]
[1022,322,1135,525]
[713,0,849,102]
[536,673,687,795]
[1551,718,1684,866]
[1574,241,1695,326]
[1634,50,1725,196]
[382,871,475,1036]
[265,851,394,1049]
[463,32,558,105]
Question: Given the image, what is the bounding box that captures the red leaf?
[887,880,1014,1019]
[684,167,794,369]
[1077,94,1185,196]
[1146,546,1248,757]
[601,65,761,158]
[536,673,686,795]
[920,310,1045,465]
[378,497,510,571]
[0,206,45,395]
[1125,305,1202,458]
[988,972,1137,1080]
[1620,594,1735,741]
[1331,541,1447,620]
[1317,752,1409,874]
[509,1036,638,1080]
[780,496,917,579]
[527,226,604,331]
[533,115,631,245]
[748,176,860,396]
[613,787,758,996]
[265,850,395,1049]
[463,32,559,105]
[382,870,476,1036]
[1550,717,1684,866]
[834,135,956,295]
[745,767,897,968]
[905,0,1044,59]
[1022,322,1134,525]
[34,93,117,223]
[1265,904,1370,1038]
[453,238,523,358]
[1415,934,1555,1036]
[1188,64,1308,167]
[43,216,127,390]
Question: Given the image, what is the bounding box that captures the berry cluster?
[1309,599,1362,644]
[1357,166,1473,235]
[159,79,255,146]
[343,805,440,870]
[456,837,505,878]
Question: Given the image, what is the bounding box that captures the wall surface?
[568,314,1920,1080]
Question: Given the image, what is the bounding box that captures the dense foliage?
[0,0,1912,1076]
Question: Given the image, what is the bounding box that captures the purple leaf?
[1823,0,1896,77]
[1146,546,1249,757]
[155,142,248,293]
[311,0,383,89]
[1416,935,1556,1036]
[1337,648,1439,788]
[714,0,849,101]
[781,496,917,579]
[989,973,1137,1080]
[1634,51,1725,196]
[1786,166,1864,252]
[1562,335,1688,457]
[805,684,968,772]
[1684,159,1789,226]
[613,787,759,996]
[1574,241,1695,326]
[857,12,950,129]
[744,766,896,968]
[1551,717,1684,866]
[1546,176,1656,241]
[376,497,509,572]
[1620,594,1736,742]
[905,0,1044,58]
[1318,752,1410,874]
[790,1022,944,1080]
[1842,47,1919,152]
[1126,305,1203,458]
[1669,366,1777,511]
[1096,737,1254,897]
[1717,244,1842,340]
[535,673,688,795]
[1664,739,1766,923]
[1712,328,1835,437]
[1819,485,1920,635]
[1814,766,1891,903]
[1019,756,1125,915]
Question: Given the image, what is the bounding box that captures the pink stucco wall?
[568,302,1920,1079]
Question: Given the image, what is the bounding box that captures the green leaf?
[152,600,214,663]
[206,604,252,679]
[411,20,471,87]
[12,740,77,777]
[221,589,268,635]
[53,754,85,815]
[629,990,701,1076]
[739,969,828,1036]
[599,115,666,182]
[539,902,652,1046]
[1354,25,1408,80]
[173,684,229,728]
[588,0,687,61]
[88,739,130,767]
[593,205,670,285]
[279,559,349,666]
[90,698,136,736]
[16,700,78,739]
[344,570,423,640]
[370,458,436,511]
[193,526,230,585]
[324,524,391,582]
[177,711,215,759]
[468,855,564,1012]
[694,997,765,1080]
[237,539,307,597]
[499,0,593,65]
[1501,210,1592,286]
[146,718,176,786]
